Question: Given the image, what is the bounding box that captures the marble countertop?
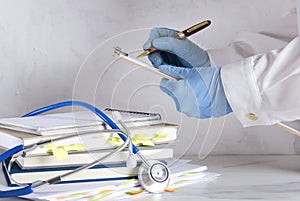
[2,155,300,201]
[150,155,300,201]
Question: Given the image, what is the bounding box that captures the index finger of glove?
[143,28,179,50]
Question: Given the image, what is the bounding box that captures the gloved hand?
[143,28,211,68]
[159,65,232,118]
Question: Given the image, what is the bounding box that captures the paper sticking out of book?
[42,132,171,160]
[43,143,87,160]
[19,159,220,201]
[15,147,174,170]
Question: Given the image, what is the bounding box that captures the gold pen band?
[136,48,157,58]
[177,20,211,39]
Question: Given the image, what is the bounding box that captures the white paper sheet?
[11,159,220,201]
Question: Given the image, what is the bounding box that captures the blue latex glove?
[143,28,211,68]
[159,65,232,118]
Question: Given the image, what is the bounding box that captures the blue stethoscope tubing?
[0,101,140,198]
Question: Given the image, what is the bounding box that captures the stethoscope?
[0,101,170,198]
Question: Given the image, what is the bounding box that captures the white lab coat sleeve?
[207,31,291,66]
[220,36,300,127]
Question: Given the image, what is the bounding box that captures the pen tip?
[136,50,149,58]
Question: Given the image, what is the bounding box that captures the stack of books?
[25,159,220,201]
[0,109,178,186]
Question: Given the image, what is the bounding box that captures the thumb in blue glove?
[144,28,211,68]
[159,65,232,118]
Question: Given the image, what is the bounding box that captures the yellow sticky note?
[175,179,189,184]
[63,143,87,152]
[120,179,136,186]
[108,136,122,143]
[152,132,169,141]
[70,192,89,197]
[47,143,87,160]
[140,140,155,146]
[96,192,113,200]
[184,171,200,175]
[52,147,69,160]
[131,134,155,146]
[98,189,113,194]
[41,142,57,149]
[108,136,123,146]
[125,189,144,195]
[165,187,178,192]
[132,134,147,140]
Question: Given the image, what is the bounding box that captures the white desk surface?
[2,155,300,201]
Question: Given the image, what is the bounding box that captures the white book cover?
[0,109,162,136]
[0,123,178,151]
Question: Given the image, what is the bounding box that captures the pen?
[113,47,176,80]
[136,20,211,58]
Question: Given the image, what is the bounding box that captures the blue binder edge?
[2,158,138,187]
[2,158,167,187]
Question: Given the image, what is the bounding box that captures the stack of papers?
[16,159,221,201]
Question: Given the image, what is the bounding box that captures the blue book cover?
[6,157,139,173]
[2,159,167,187]
[2,158,140,187]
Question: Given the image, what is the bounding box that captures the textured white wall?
[0,0,299,155]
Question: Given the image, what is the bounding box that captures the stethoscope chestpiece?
[138,160,170,193]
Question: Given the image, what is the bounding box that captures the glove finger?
[149,28,179,39]
[160,51,188,67]
[159,65,191,80]
[143,39,152,51]
[160,79,181,112]
[147,52,167,68]
[153,37,210,67]
[147,50,185,68]
[152,37,187,53]
[143,28,179,50]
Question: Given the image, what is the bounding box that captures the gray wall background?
[0,0,299,156]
